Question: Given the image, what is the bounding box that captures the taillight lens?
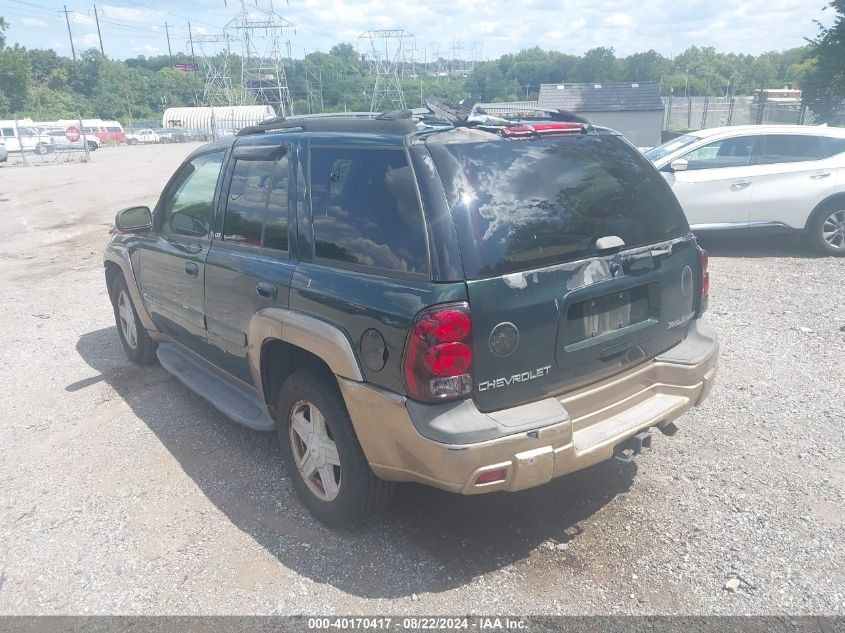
[698,247,710,315]
[404,303,473,401]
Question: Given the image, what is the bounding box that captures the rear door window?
[429,134,689,278]
[309,147,429,275]
[819,137,845,158]
[223,159,274,246]
[758,135,822,164]
[263,154,290,251]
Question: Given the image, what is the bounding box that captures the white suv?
[646,125,845,255]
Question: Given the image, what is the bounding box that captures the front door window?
[160,151,225,238]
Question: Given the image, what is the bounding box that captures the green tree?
[0,16,7,49]
[802,0,845,121]
[623,50,671,83]
[0,44,30,114]
[465,62,508,101]
[577,47,619,83]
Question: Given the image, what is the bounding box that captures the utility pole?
[62,5,76,62]
[92,4,105,56]
[164,22,173,68]
[123,79,133,132]
[187,22,196,66]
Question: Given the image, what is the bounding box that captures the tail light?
[403,302,473,402]
[698,247,710,315]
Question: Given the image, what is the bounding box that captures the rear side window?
[758,135,821,164]
[223,159,274,246]
[429,135,689,278]
[820,137,845,158]
[1,128,13,137]
[309,147,429,274]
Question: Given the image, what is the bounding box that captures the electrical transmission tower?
[304,63,324,114]
[226,0,294,116]
[358,29,414,112]
[194,33,240,106]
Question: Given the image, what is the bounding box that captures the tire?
[806,201,845,256]
[276,369,394,527]
[87,141,98,151]
[109,275,157,364]
[128,139,137,146]
[34,143,48,156]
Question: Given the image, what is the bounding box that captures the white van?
[0,120,54,154]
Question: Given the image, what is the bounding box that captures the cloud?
[603,12,633,28]
[102,4,166,22]
[132,42,163,54]
[72,12,96,27]
[74,32,101,48]
[21,17,48,28]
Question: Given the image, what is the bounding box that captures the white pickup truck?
[126,129,161,145]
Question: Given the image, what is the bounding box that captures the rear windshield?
[429,134,689,278]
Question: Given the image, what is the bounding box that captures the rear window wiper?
[623,245,673,274]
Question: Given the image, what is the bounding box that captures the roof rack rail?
[238,110,426,136]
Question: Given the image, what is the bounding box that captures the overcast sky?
[0,0,835,61]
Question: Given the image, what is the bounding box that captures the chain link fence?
[662,96,814,133]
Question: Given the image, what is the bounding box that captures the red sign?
[175,63,198,72]
[65,126,80,142]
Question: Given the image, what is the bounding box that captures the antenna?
[358,29,414,112]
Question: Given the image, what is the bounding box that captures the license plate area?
[564,283,657,346]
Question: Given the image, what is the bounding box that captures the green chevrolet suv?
[104,112,718,527]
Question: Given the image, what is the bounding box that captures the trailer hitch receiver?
[612,430,653,464]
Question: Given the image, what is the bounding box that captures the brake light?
[501,122,583,139]
[404,303,473,401]
[698,248,710,315]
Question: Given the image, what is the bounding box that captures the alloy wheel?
[117,290,138,350]
[288,400,342,502]
[822,209,845,250]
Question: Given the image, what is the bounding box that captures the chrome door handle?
[731,180,751,189]
[810,172,831,179]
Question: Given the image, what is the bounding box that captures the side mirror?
[668,158,689,172]
[115,206,152,232]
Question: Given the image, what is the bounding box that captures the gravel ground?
[0,144,843,615]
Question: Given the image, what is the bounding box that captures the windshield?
[644,134,702,162]
[429,134,689,278]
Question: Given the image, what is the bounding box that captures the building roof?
[538,82,663,113]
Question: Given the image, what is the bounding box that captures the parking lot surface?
[0,144,843,614]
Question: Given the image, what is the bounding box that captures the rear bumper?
[341,319,719,495]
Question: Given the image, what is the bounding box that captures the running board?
[156,343,275,432]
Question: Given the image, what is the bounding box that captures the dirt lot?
[0,144,843,615]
